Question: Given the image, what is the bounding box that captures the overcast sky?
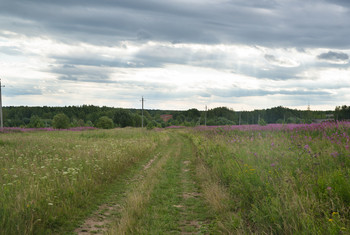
[1,0,350,111]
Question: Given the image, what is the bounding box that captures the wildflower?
[328,219,333,222]
[48,203,53,206]
[332,212,338,215]
[331,152,339,158]
[270,163,276,167]
[304,144,309,150]
[327,187,332,190]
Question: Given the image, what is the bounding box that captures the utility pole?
[0,79,4,130]
[140,96,145,128]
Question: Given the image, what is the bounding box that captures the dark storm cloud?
[1,0,350,48]
[317,51,349,63]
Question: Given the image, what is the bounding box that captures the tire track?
[74,153,161,234]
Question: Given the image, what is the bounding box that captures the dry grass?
[195,158,244,234]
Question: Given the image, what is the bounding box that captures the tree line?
[2,105,339,129]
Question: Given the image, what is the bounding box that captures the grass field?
[1,123,349,234]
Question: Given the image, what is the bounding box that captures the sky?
[1,0,350,111]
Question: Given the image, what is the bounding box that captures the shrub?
[85,120,94,127]
[96,116,114,129]
[258,118,267,126]
[52,113,70,129]
[28,115,45,128]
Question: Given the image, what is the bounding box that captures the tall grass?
[189,122,350,234]
[0,128,167,234]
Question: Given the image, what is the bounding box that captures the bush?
[96,116,114,129]
[28,115,45,128]
[258,118,267,126]
[113,109,135,127]
[146,121,154,130]
[85,120,94,127]
[52,113,70,129]
[147,120,160,130]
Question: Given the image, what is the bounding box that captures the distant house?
[160,114,173,122]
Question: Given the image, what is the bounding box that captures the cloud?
[51,64,113,83]
[317,51,349,64]
[207,87,331,98]
[3,86,43,97]
[1,0,350,48]
[264,54,300,67]
[0,46,22,55]
[1,0,350,110]
[232,65,303,81]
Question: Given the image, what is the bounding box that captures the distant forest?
[2,105,349,129]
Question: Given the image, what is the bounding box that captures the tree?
[96,116,114,129]
[113,109,135,127]
[53,113,70,129]
[77,119,85,127]
[258,118,267,126]
[85,120,94,127]
[335,105,350,120]
[28,115,45,128]
[208,107,236,121]
[185,108,200,121]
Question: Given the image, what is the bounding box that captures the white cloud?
[1,0,350,110]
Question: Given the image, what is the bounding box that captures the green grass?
[106,132,213,234]
[1,126,350,234]
[188,126,350,234]
[127,133,213,234]
[0,129,168,234]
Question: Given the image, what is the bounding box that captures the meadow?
[0,122,349,234]
[0,128,168,234]
[188,122,350,234]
